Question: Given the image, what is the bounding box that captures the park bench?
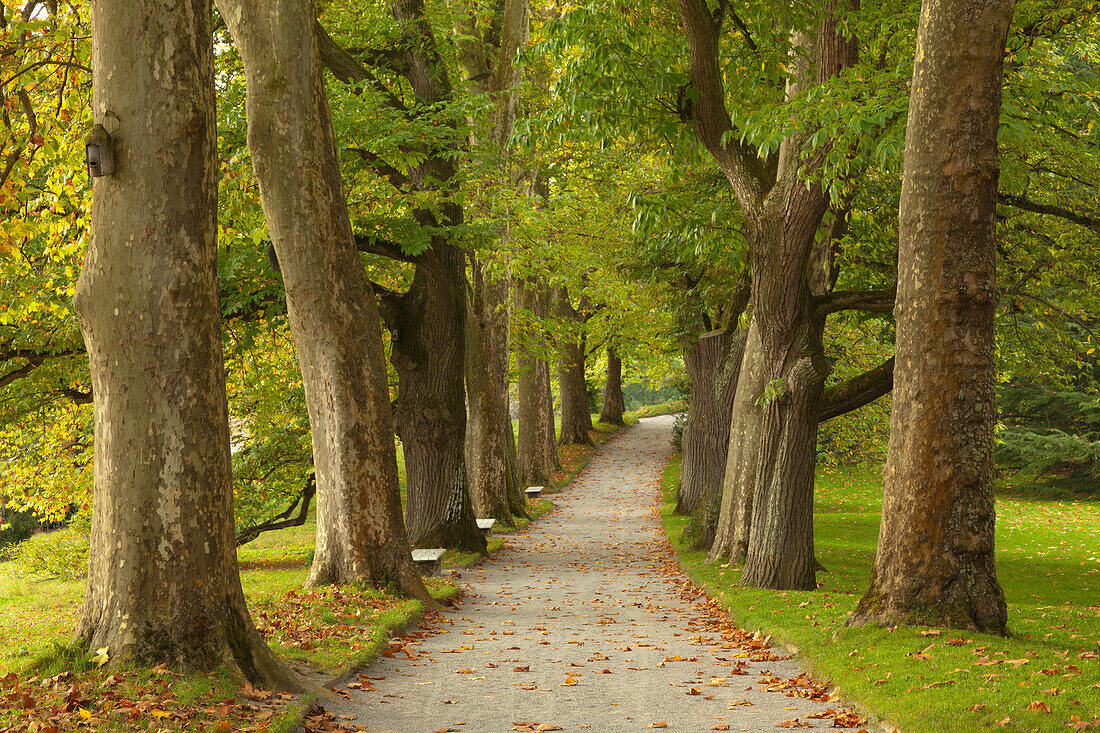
[476,518,496,538]
[525,485,543,500]
[411,548,446,577]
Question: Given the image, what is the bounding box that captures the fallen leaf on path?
[778,720,813,728]
[645,722,667,729]
[561,676,579,686]
[513,666,530,672]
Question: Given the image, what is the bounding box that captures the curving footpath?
[331,416,859,732]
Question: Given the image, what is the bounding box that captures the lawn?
[660,455,1100,733]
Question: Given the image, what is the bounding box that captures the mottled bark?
[457,0,529,524]
[851,0,1011,633]
[557,287,594,446]
[598,348,625,426]
[73,0,295,685]
[216,0,431,601]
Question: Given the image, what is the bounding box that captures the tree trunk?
[383,245,485,553]
[216,0,431,602]
[599,348,625,426]
[851,0,1011,633]
[677,328,747,549]
[456,0,528,525]
[557,287,593,446]
[516,279,559,485]
[676,0,856,590]
[677,331,730,516]
[465,256,514,522]
[707,320,767,564]
[73,0,295,686]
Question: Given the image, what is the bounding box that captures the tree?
[316,2,485,552]
[515,276,560,486]
[72,0,295,684]
[598,347,625,425]
[459,0,530,524]
[215,0,432,599]
[850,0,1013,633]
[556,285,595,446]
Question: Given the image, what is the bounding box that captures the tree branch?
[355,234,417,263]
[314,21,409,113]
[235,474,316,546]
[0,357,43,390]
[997,192,1100,233]
[819,357,894,422]
[814,288,897,317]
[348,147,415,191]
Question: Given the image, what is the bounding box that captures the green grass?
[660,455,1100,733]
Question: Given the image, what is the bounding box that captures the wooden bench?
[411,548,445,577]
[476,518,496,538]
[525,485,544,500]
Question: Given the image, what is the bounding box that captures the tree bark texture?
[851,0,1011,633]
[381,245,485,553]
[598,348,625,426]
[465,256,517,522]
[677,0,857,589]
[216,0,431,601]
[457,0,529,524]
[556,287,594,446]
[73,0,295,685]
[707,320,766,564]
[677,329,746,549]
[516,279,560,486]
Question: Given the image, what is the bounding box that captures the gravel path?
[330,416,855,732]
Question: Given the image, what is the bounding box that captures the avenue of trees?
[1,0,1097,681]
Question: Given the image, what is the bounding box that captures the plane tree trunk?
[318,0,484,553]
[217,0,431,601]
[850,0,1011,633]
[457,0,529,523]
[73,0,297,685]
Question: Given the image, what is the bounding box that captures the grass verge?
[659,454,1100,733]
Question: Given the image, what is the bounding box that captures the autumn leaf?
[562,675,579,686]
[77,708,92,720]
[1026,701,1052,713]
[92,646,109,667]
[645,722,668,729]
[513,665,530,672]
[713,726,731,731]
[686,687,701,695]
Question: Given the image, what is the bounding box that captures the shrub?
[9,513,90,579]
[671,412,687,450]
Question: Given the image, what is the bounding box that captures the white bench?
[476,518,496,538]
[525,485,544,500]
[411,548,446,577]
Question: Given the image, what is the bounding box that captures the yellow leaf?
[93,646,109,667]
[151,709,171,719]
[78,708,92,720]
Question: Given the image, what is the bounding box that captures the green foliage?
[996,383,1100,491]
[0,504,38,548]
